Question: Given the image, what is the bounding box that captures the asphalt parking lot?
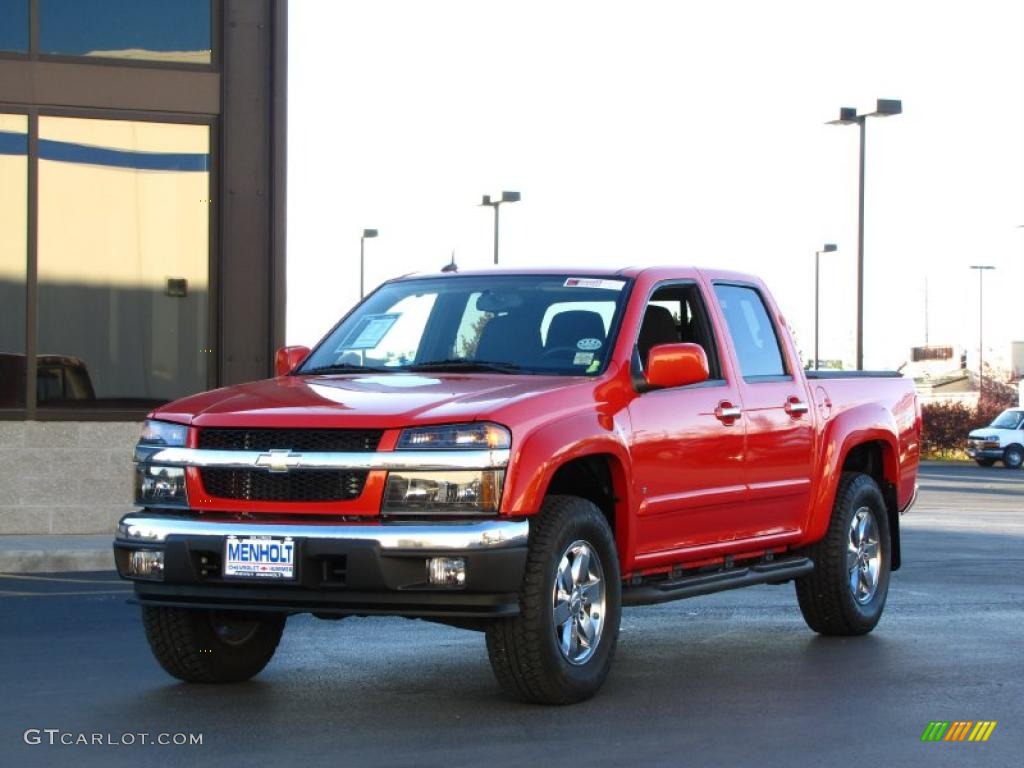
[1,461,1021,768]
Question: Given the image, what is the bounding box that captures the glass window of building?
[0,113,27,409]
[40,0,212,64]
[0,1,29,52]
[37,116,211,410]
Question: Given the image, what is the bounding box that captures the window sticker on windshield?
[563,278,625,291]
[577,338,602,351]
[337,313,399,351]
[573,351,594,366]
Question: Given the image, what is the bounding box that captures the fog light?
[128,549,164,580]
[427,557,466,587]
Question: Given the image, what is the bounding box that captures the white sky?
[287,0,1024,370]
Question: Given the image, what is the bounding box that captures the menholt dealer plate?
[224,535,296,579]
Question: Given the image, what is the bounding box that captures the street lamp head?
[482,191,521,206]
[869,99,902,117]
[827,106,859,125]
[822,243,838,253]
[362,229,378,239]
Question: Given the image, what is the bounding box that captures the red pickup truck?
[115,267,920,704]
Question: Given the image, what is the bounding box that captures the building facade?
[0,0,287,534]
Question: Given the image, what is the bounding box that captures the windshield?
[299,274,632,376]
[990,410,1024,430]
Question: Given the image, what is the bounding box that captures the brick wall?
[0,422,140,534]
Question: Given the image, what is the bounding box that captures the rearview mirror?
[275,345,311,377]
[645,343,709,389]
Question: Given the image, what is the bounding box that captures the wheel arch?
[502,413,634,567]
[808,405,904,569]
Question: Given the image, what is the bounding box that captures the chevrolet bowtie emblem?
[255,449,302,473]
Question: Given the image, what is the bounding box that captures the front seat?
[475,314,542,362]
[637,305,679,365]
[545,310,606,352]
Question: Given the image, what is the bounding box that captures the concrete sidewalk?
[0,535,114,573]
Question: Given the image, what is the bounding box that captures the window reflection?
[37,116,210,409]
[0,1,28,52]
[0,113,27,408]
[40,0,211,64]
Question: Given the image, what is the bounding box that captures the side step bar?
[622,556,814,607]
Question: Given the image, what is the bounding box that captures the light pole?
[359,228,378,298]
[814,243,838,370]
[828,98,902,370]
[480,191,520,265]
[970,265,995,398]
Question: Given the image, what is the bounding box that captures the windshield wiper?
[300,363,390,375]
[404,359,523,373]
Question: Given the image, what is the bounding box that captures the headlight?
[134,464,188,508]
[397,422,510,450]
[135,421,189,507]
[139,420,188,447]
[383,470,504,515]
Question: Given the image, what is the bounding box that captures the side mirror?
[275,345,311,377]
[645,343,709,389]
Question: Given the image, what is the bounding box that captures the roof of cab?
[389,265,762,284]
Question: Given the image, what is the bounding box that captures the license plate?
[224,536,296,580]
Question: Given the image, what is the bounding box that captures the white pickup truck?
[967,408,1024,468]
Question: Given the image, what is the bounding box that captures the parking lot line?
[0,589,132,597]
[0,573,119,584]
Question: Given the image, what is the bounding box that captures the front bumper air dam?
[114,513,529,619]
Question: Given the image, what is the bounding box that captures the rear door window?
[713,284,787,379]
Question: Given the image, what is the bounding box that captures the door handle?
[715,403,742,423]
[785,397,809,417]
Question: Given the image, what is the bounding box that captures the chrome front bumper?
[113,512,530,618]
[116,512,528,550]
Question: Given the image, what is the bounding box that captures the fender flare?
[503,410,634,563]
[806,402,901,548]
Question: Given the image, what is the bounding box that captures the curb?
[0,536,114,574]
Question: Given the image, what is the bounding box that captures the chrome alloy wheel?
[847,507,881,604]
[552,540,606,665]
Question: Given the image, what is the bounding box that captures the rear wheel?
[1003,445,1023,469]
[795,472,891,636]
[142,606,286,683]
[486,495,621,704]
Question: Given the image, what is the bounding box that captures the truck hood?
[153,373,594,429]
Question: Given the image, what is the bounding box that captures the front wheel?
[1003,445,1024,469]
[795,472,891,636]
[142,606,286,683]
[975,458,996,467]
[486,495,621,704]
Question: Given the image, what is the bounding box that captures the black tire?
[142,606,286,683]
[1002,445,1024,469]
[486,495,621,705]
[975,458,996,467]
[795,472,891,636]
